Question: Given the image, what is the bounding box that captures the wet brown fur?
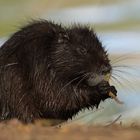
[0,20,112,123]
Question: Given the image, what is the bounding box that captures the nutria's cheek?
[87,73,111,86]
[87,75,104,86]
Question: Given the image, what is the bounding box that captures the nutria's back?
[0,20,116,123]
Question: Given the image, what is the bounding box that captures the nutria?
[0,20,118,123]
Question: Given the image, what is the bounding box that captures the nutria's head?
[51,26,112,88]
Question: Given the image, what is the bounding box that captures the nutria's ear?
[58,32,69,43]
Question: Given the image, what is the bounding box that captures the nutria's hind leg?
[0,91,41,123]
[13,98,41,123]
[0,67,41,123]
[0,95,41,123]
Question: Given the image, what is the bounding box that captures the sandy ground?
[0,119,139,140]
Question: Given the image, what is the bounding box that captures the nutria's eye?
[58,32,69,43]
[77,48,87,55]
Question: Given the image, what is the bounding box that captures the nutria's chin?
[0,20,113,123]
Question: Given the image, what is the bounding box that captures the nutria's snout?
[87,74,104,86]
[86,64,112,86]
[87,73,111,87]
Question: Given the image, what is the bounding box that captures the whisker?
[113,69,133,76]
[112,73,135,93]
[112,65,134,69]
[73,73,91,105]
[55,72,89,103]
[111,55,131,65]
[110,76,118,85]
[110,53,137,65]
[114,71,136,83]
[112,72,137,92]
[75,72,90,88]
[113,68,139,79]
[56,75,83,97]
[0,63,18,68]
[113,72,133,83]
[111,75,124,89]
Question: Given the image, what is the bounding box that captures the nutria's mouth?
[87,73,124,104]
[109,92,124,104]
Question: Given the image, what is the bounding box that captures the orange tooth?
[109,92,124,104]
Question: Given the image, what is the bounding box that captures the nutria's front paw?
[96,81,117,96]
[96,81,110,95]
[110,86,117,96]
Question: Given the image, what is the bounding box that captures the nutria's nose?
[101,65,112,74]
[103,73,111,81]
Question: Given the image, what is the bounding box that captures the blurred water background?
[0,0,140,125]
